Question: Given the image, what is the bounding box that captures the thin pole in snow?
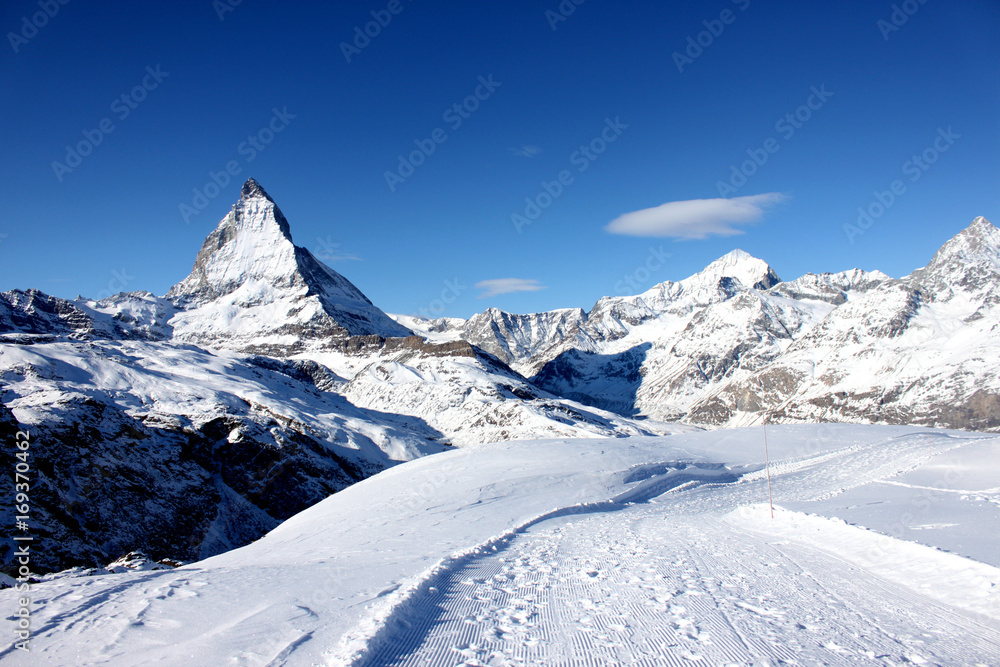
[763,419,774,519]
[757,378,774,519]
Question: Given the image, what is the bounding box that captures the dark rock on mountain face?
[0,289,96,338]
[0,388,384,576]
[532,344,652,416]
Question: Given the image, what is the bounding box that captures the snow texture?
[5,425,998,666]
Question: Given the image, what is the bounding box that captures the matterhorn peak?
[165,180,410,350]
[240,176,273,201]
[167,179,297,301]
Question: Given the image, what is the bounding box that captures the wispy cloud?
[605,193,788,239]
[313,236,362,262]
[475,278,546,299]
[509,145,542,158]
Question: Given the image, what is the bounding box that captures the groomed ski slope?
[4,425,1000,666]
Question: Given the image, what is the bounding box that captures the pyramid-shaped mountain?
[167,178,410,353]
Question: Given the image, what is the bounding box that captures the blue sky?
[1,0,998,319]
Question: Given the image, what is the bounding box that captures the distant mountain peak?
[908,216,1000,301]
[924,216,999,268]
[696,249,781,290]
[969,215,994,231]
[720,248,753,261]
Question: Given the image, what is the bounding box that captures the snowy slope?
[0,337,448,573]
[6,425,998,665]
[339,350,688,446]
[0,328,681,574]
[387,314,467,344]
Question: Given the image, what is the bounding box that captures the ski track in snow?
[356,510,1000,666]
[6,427,1000,666]
[333,433,1000,667]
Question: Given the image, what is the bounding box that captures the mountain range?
[0,179,679,575]
[434,216,1000,432]
[1,177,996,574]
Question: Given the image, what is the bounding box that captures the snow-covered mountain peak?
[908,216,1000,302]
[769,268,893,305]
[926,216,1000,269]
[167,179,300,303]
[937,215,998,253]
[686,248,781,291]
[165,180,410,348]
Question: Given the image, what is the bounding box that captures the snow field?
[3,425,999,666]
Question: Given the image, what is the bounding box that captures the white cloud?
[313,236,361,262]
[605,193,788,239]
[509,145,542,158]
[475,278,546,299]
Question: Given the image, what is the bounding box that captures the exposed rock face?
[461,308,587,369]
[0,289,98,338]
[464,218,1000,432]
[0,339,446,576]
[770,269,891,305]
[167,177,411,352]
[0,399,19,441]
[908,216,1000,302]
